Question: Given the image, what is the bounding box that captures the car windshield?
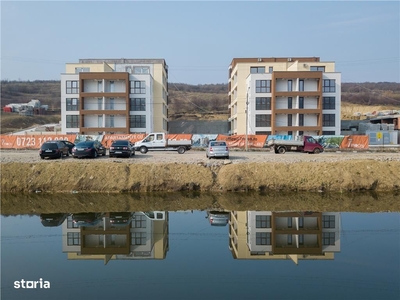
[210,141,226,147]
[112,140,128,146]
[75,141,94,147]
[41,143,58,149]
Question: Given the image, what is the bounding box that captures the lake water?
[1,207,399,300]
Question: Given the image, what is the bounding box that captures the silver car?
[206,141,229,159]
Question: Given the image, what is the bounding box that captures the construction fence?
[0,134,370,150]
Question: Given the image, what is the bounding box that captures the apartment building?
[228,57,341,136]
[60,59,169,134]
[229,211,341,263]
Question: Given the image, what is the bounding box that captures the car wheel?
[59,152,63,159]
[66,151,69,157]
[313,148,321,154]
[226,156,230,159]
[277,146,286,154]
[177,146,186,154]
[93,151,98,158]
[40,156,44,159]
[140,146,148,154]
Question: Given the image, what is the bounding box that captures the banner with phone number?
[0,135,76,149]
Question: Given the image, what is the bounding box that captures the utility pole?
[245,87,250,151]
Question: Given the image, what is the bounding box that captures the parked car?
[109,140,135,158]
[206,141,229,159]
[59,140,75,154]
[109,212,133,226]
[206,211,230,226]
[39,141,69,159]
[72,213,104,227]
[72,140,106,158]
[40,213,69,227]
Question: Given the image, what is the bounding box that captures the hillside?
[1,80,400,131]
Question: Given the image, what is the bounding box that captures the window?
[66,98,78,111]
[256,131,271,135]
[130,115,146,128]
[256,80,271,93]
[133,66,150,74]
[255,97,271,110]
[66,80,79,94]
[323,79,336,93]
[98,115,103,127]
[299,97,304,109]
[250,66,265,74]
[97,81,103,92]
[299,114,304,126]
[288,114,292,126]
[322,131,335,135]
[269,66,273,73]
[323,114,336,126]
[66,115,79,128]
[299,131,304,136]
[288,131,293,136]
[323,215,335,228]
[288,97,292,109]
[255,114,271,127]
[299,217,304,228]
[256,215,271,228]
[130,98,146,111]
[256,232,271,245]
[287,80,292,92]
[310,66,325,72]
[323,97,335,109]
[98,98,102,110]
[106,98,114,110]
[130,81,146,94]
[67,232,80,245]
[67,217,79,228]
[109,81,115,92]
[133,215,147,228]
[299,234,304,245]
[109,115,114,127]
[131,232,146,245]
[287,218,292,228]
[287,235,292,245]
[75,67,89,73]
[323,232,335,245]
[299,80,304,91]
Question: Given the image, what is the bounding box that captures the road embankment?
[1,159,399,193]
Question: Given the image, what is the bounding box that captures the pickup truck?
[134,132,192,154]
[268,135,323,154]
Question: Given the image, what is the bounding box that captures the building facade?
[228,57,341,136]
[61,59,169,134]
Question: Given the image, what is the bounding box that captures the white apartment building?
[228,57,341,136]
[60,59,169,134]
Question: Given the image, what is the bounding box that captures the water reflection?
[41,210,342,265]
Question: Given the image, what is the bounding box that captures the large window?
[299,114,304,126]
[133,66,150,74]
[256,80,271,93]
[133,215,147,228]
[66,80,79,94]
[323,114,335,126]
[323,79,336,93]
[255,114,271,127]
[322,131,335,135]
[288,114,292,126]
[256,215,271,228]
[323,97,336,109]
[256,232,271,245]
[310,66,325,72]
[130,98,146,111]
[255,97,271,110]
[250,66,265,74]
[323,232,335,245]
[299,80,304,91]
[66,115,79,128]
[130,115,146,128]
[131,232,146,245]
[288,97,292,109]
[299,97,304,109]
[323,215,335,228]
[287,80,292,92]
[66,98,79,111]
[130,81,146,94]
[268,66,273,73]
[67,232,80,245]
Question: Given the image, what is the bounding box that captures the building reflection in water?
[56,210,341,265]
[62,211,168,264]
[229,211,341,264]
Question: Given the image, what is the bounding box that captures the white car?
[206,141,229,159]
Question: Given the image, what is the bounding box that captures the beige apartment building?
[228,57,341,136]
[60,59,168,134]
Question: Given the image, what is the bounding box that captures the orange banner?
[0,135,76,149]
[216,135,268,148]
[166,134,193,141]
[102,134,146,148]
[339,135,369,149]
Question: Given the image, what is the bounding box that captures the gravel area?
[1,148,399,164]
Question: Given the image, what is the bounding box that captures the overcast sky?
[1,0,399,84]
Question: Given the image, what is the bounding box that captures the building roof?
[79,58,167,66]
[229,57,321,69]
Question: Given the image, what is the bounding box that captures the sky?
[1,0,399,84]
